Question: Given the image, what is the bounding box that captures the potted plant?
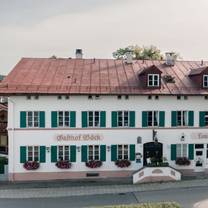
[23,161,40,170]
[115,159,131,168]
[86,160,102,168]
[175,157,190,166]
[56,160,72,169]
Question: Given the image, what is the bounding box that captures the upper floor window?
[88,111,100,127]
[147,111,159,127]
[27,111,39,127]
[112,111,135,128]
[203,75,208,88]
[142,111,165,127]
[58,111,70,127]
[148,74,160,87]
[118,111,129,127]
[199,111,208,127]
[171,111,194,127]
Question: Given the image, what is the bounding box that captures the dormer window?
[203,75,208,88]
[148,74,160,87]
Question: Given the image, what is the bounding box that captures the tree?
[113,45,180,61]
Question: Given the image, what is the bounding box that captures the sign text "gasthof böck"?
[56,134,103,141]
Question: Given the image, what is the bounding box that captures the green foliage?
[94,202,181,208]
[113,45,180,61]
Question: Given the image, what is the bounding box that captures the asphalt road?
[0,186,208,208]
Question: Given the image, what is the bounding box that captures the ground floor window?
[117,144,129,160]
[88,145,100,161]
[58,145,70,161]
[27,146,39,161]
[176,144,188,157]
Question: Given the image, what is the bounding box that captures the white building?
[0,52,208,181]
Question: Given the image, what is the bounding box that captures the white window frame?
[147,111,159,127]
[57,145,70,161]
[176,111,189,126]
[176,144,188,158]
[27,146,40,161]
[203,75,208,88]
[57,111,70,127]
[117,144,129,160]
[88,145,100,161]
[148,74,160,87]
[117,111,130,127]
[26,111,40,128]
[87,111,100,127]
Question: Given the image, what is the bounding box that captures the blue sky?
[1,0,208,74]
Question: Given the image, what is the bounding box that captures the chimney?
[75,49,83,59]
[126,51,133,64]
[165,52,175,66]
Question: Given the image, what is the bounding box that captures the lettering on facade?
[56,134,103,142]
[191,133,208,140]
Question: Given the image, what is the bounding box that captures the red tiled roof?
[0,57,208,95]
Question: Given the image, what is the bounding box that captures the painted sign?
[191,133,208,140]
[56,134,103,142]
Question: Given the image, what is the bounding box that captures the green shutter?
[171,111,177,127]
[39,111,45,128]
[20,146,27,163]
[81,145,88,162]
[0,164,4,174]
[199,111,206,127]
[129,111,135,127]
[20,111,26,128]
[188,111,194,127]
[142,111,148,127]
[111,145,117,161]
[188,144,194,160]
[100,145,106,161]
[111,111,118,127]
[70,111,76,128]
[171,144,176,160]
[51,146,57,162]
[129,144,135,161]
[40,146,46,163]
[70,145,76,162]
[51,111,57,128]
[100,111,106,127]
[82,112,88,128]
[159,111,165,127]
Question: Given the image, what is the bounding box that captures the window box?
[85,160,102,168]
[56,160,72,169]
[175,157,190,166]
[23,161,40,170]
[115,159,131,168]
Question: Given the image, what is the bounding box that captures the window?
[88,111,100,127]
[205,112,208,126]
[117,145,129,160]
[118,111,129,127]
[148,74,160,87]
[88,145,100,161]
[203,75,208,88]
[58,111,70,127]
[27,111,39,127]
[176,144,188,158]
[27,146,39,161]
[176,111,189,126]
[147,111,159,127]
[58,146,70,161]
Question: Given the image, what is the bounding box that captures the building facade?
[1,54,208,181]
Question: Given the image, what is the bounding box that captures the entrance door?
[194,144,205,172]
[143,142,163,166]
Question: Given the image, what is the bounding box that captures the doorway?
[194,144,205,172]
[143,142,163,166]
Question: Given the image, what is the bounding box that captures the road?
[0,186,208,208]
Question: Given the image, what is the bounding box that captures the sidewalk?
[0,178,208,199]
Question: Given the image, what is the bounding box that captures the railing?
[133,166,181,184]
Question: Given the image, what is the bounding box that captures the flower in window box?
[56,160,72,169]
[85,160,102,168]
[175,157,190,166]
[115,159,131,168]
[23,161,40,170]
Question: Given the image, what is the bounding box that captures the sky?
[1,0,208,75]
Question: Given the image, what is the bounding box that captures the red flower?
[23,161,40,170]
[86,160,102,168]
[56,160,72,169]
[115,160,131,168]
